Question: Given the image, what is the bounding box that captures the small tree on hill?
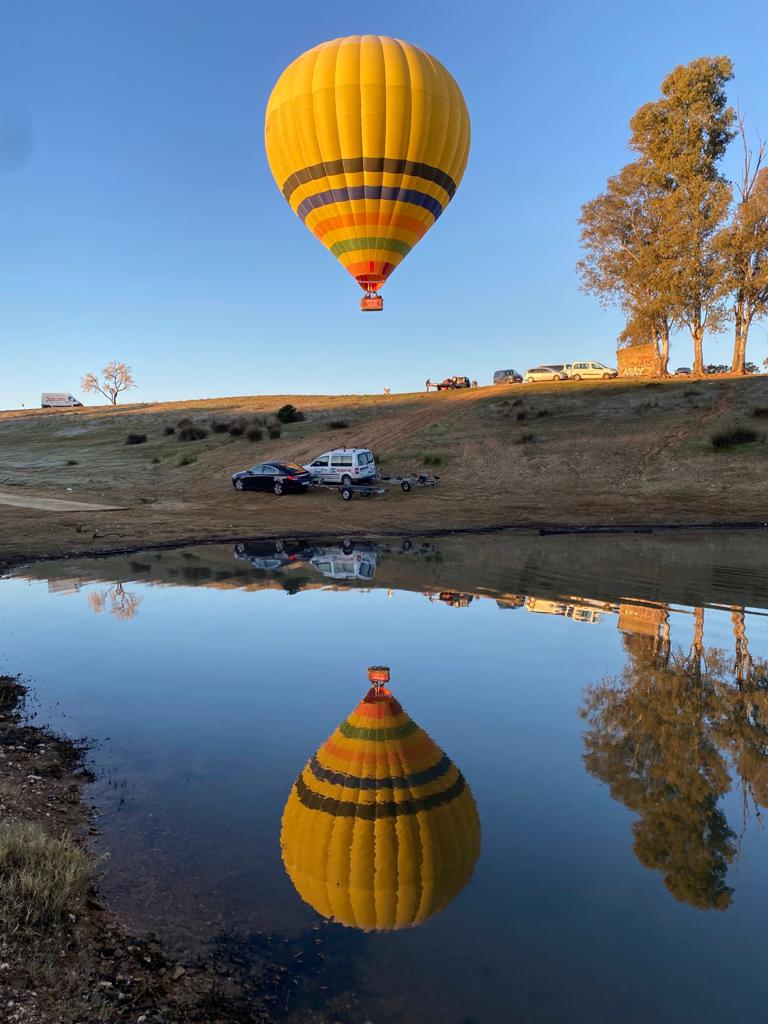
[81,361,136,405]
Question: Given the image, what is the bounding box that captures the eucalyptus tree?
[629,57,736,374]
[716,117,768,374]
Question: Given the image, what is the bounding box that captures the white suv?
[563,361,617,380]
[304,448,376,485]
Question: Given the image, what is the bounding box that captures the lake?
[2,529,767,1023]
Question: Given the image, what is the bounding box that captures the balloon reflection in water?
[281,667,480,931]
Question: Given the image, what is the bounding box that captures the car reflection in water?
[233,540,315,572]
[233,540,379,582]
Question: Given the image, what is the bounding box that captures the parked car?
[233,540,314,570]
[304,448,376,485]
[674,366,692,376]
[493,369,523,385]
[231,461,311,495]
[524,366,569,382]
[562,361,617,380]
[41,392,83,408]
[436,376,470,390]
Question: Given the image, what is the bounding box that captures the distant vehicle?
[493,369,523,385]
[562,361,617,380]
[524,366,569,383]
[674,366,692,376]
[41,392,82,408]
[435,376,470,390]
[304,448,376,485]
[309,544,378,580]
[232,461,311,496]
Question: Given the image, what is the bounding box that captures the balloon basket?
[360,293,383,312]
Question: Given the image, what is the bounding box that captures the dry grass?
[0,821,94,935]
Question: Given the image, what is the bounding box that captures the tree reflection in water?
[87,583,141,620]
[581,607,768,911]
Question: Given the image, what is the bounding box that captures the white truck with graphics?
[41,392,83,408]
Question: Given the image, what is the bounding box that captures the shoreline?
[2,517,767,574]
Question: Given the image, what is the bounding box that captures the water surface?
[1,530,767,1023]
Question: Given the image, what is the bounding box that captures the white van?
[310,546,378,580]
[41,392,83,408]
[562,361,617,380]
[304,448,376,485]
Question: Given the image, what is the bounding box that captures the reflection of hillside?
[281,669,481,931]
[582,612,768,911]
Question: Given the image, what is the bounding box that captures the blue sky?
[1,0,767,409]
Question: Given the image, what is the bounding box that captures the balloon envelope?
[264,35,471,299]
[280,684,481,931]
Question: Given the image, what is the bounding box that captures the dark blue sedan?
[232,461,311,496]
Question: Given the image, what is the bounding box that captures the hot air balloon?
[264,36,471,311]
[280,666,481,931]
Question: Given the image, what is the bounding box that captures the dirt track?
[1,377,767,566]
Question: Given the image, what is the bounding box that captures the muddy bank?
[0,676,356,1024]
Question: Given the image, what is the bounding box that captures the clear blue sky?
[2,0,767,409]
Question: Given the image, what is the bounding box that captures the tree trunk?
[658,322,670,376]
[691,324,705,375]
[730,299,747,374]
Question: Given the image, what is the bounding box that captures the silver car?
[524,365,569,382]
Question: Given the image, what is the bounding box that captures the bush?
[514,432,536,445]
[424,455,443,466]
[751,407,768,418]
[177,417,192,429]
[178,426,208,442]
[328,419,349,429]
[711,425,761,449]
[151,456,161,464]
[276,403,304,424]
[163,426,175,436]
[643,381,662,388]
[0,821,94,934]
[66,459,78,465]
[178,453,197,466]
[246,426,263,442]
[536,409,552,418]
[210,419,231,434]
[228,421,245,437]
[683,389,700,397]
[126,433,147,445]
[268,424,282,439]
[516,411,527,422]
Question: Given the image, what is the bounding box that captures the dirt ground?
[1,376,767,567]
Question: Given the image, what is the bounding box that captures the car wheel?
[401,479,412,492]
[572,374,581,381]
[273,481,284,496]
[555,375,563,381]
[342,538,354,554]
[401,539,413,552]
[526,376,534,383]
[341,474,353,486]
[340,487,353,501]
[602,372,611,379]
[234,478,244,491]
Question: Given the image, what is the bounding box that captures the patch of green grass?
[178,453,197,466]
[0,821,94,935]
[423,454,443,466]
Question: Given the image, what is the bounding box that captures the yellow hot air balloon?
[280,667,481,931]
[264,36,471,311]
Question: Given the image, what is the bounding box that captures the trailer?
[377,472,440,492]
[312,471,439,502]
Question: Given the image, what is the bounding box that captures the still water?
[2,530,768,1023]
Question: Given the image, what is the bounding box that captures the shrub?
[424,455,443,466]
[511,398,523,407]
[177,417,192,429]
[246,426,263,442]
[536,409,552,418]
[151,456,161,464]
[711,425,761,449]
[516,411,527,422]
[163,426,175,436]
[683,389,700,398]
[643,381,662,388]
[178,426,208,442]
[228,421,245,437]
[178,453,197,466]
[515,432,536,445]
[0,821,94,934]
[210,419,231,434]
[66,459,78,465]
[126,433,147,445]
[751,407,768,418]
[328,419,349,430]
[268,424,282,439]
[276,403,304,424]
